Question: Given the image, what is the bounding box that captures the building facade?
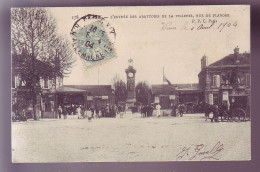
[198,47,251,112]
[58,85,115,109]
[150,84,203,110]
[12,52,64,119]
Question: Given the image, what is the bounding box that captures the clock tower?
[125,58,136,109]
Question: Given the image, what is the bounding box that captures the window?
[44,78,48,88]
[212,75,220,87]
[40,78,44,88]
[246,74,251,86]
[15,75,21,88]
[12,75,15,88]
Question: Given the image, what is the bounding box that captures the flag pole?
[97,66,100,99]
[98,67,100,86]
[163,67,165,109]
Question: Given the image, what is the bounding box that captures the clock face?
[128,73,134,78]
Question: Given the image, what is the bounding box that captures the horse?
[203,103,219,122]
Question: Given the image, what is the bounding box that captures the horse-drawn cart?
[205,103,250,122]
[219,107,250,122]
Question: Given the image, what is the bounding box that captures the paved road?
[12,113,251,162]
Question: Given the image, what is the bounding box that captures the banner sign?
[102,96,108,99]
[169,95,175,100]
[155,96,159,103]
[87,96,93,100]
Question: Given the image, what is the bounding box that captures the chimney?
[234,46,240,63]
[201,55,208,70]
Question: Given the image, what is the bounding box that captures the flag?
[163,74,172,86]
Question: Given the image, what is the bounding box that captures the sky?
[48,5,250,86]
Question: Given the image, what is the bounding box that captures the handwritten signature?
[176,141,224,161]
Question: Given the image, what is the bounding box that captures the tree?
[51,35,76,78]
[111,75,127,104]
[11,8,75,120]
[136,81,151,105]
[51,35,76,88]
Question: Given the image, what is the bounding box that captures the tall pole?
[98,67,100,86]
[97,67,100,107]
[163,67,165,109]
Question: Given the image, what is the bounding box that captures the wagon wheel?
[232,108,246,122]
[245,108,251,121]
[224,111,232,122]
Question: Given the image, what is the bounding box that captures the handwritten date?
[183,20,237,32]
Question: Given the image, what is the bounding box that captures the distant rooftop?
[151,83,201,95]
[64,85,113,96]
[209,52,250,67]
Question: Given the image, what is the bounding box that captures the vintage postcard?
[11,5,250,162]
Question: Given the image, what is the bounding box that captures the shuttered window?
[44,78,48,88]
[246,74,251,86]
[15,75,21,88]
[212,75,220,87]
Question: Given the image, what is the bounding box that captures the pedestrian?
[109,106,113,117]
[87,107,92,121]
[111,105,116,118]
[156,103,161,117]
[20,109,27,121]
[57,106,62,119]
[95,107,100,119]
[101,105,105,118]
[148,104,153,117]
[119,105,124,119]
[141,105,145,118]
[171,104,176,117]
[81,105,85,118]
[145,105,149,117]
[77,106,81,119]
[90,106,95,118]
[179,104,184,117]
[105,105,110,117]
[115,105,118,116]
[212,104,219,123]
[204,103,212,121]
[63,106,67,119]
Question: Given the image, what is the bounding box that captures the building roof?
[174,83,201,91]
[12,52,56,78]
[151,83,202,95]
[64,85,113,96]
[208,52,250,67]
[151,84,175,95]
[56,86,86,93]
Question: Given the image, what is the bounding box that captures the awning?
[55,86,86,93]
[229,94,249,97]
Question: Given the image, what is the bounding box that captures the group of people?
[57,104,126,120]
[140,103,187,118]
[140,104,154,118]
[57,106,68,119]
[171,104,185,117]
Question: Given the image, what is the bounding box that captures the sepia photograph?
[11,5,251,162]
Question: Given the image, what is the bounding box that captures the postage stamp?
[70,14,117,69]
